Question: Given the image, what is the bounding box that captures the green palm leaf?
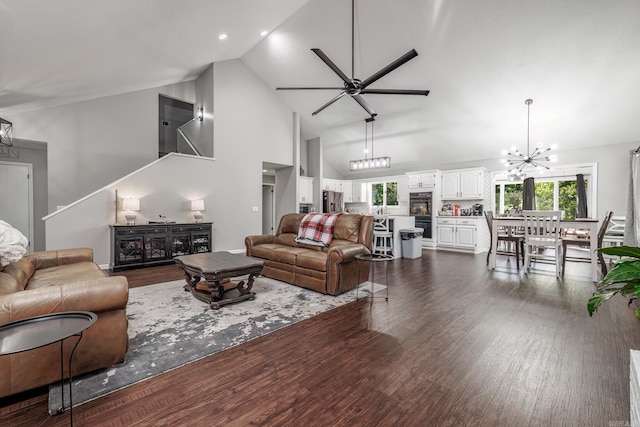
[598,246,640,259]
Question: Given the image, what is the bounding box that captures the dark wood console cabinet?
[110,222,212,272]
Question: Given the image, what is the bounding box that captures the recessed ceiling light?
[260,31,268,37]
[218,34,227,40]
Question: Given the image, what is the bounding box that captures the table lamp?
[191,199,205,223]
[123,198,140,225]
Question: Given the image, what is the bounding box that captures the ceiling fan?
[276,0,429,118]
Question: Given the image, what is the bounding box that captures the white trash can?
[400,228,424,259]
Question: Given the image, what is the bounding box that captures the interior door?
[0,162,33,251]
[262,184,275,235]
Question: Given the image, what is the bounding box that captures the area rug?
[49,277,384,413]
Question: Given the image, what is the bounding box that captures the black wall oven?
[409,192,432,239]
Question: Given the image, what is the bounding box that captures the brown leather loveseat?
[245,213,373,295]
[0,248,129,398]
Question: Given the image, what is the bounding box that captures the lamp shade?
[122,198,140,211]
[191,199,205,211]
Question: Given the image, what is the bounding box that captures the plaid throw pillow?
[294,213,343,247]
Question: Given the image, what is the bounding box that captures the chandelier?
[0,117,12,147]
[500,99,556,180]
[348,117,391,171]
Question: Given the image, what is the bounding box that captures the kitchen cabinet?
[397,176,409,203]
[407,171,437,190]
[323,178,342,192]
[342,180,353,203]
[441,169,484,200]
[352,182,367,203]
[436,217,486,252]
[110,223,212,271]
[299,176,314,204]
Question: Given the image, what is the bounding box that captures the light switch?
[252,206,259,212]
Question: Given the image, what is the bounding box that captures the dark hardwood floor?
[1,250,638,426]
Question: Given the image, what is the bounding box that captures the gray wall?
[192,63,214,158]
[0,139,47,251]
[45,154,218,266]
[3,81,196,212]
[2,59,296,256]
[212,59,295,246]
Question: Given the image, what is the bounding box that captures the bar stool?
[373,217,393,256]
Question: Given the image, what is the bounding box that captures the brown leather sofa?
[0,248,129,398]
[245,213,373,295]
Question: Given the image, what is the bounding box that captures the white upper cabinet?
[299,176,314,203]
[407,171,437,190]
[440,169,484,200]
[352,182,367,203]
[342,180,353,203]
[397,176,409,202]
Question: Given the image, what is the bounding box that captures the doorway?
[158,95,194,157]
[262,184,275,235]
[0,161,33,252]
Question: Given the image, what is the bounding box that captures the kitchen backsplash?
[345,201,409,216]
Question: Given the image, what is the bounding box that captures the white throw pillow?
[0,220,29,267]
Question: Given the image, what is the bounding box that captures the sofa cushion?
[26,262,107,290]
[270,247,310,265]
[333,215,363,243]
[0,259,36,296]
[250,243,281,260]
[296,251,328,272]
[275,233,298,247]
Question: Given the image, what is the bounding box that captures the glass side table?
[0,311,97,427]
[355,253,393,301]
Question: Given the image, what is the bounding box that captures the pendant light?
[500,99,557,180]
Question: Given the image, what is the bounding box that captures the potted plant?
[588,246,640,319]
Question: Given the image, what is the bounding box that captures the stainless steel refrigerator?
[323,191,344,213]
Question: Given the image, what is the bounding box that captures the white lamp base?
[193,212,203,223]
[125,212,137,225]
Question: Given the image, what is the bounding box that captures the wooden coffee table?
[174,252,264,309]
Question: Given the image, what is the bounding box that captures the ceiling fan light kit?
[500,99,557,181]
[276,0,429,118]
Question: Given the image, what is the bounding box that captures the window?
[496,183,523,214]
[493,165,595,219]
[371,182,398,207]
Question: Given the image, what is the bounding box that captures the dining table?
[488,216,600,281]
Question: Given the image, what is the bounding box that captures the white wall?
[3,82,196,212]
[342,140,636,221]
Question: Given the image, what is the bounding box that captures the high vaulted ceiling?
[2,0,640,176]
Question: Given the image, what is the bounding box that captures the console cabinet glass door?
[191,232,211,253]
[145,233,169,262]
[117,236,144,265]
[171,232,191,257]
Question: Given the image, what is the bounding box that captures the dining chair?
[562,211,613,276]
[602,215,625,247]
[373,217,393,256]
[522,210,562,277]
[485,211,525,268]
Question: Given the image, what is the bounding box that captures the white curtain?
[625,149,640,246]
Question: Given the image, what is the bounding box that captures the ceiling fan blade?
[360,89,430,96]
[312,91,347,116]
[360,49,419,89]
[351,94,377,117]
[276,87,345,90]
[311,48,352,86]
